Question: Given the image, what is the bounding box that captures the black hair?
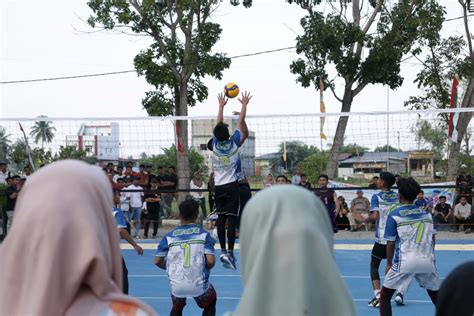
[117,177,124,182]
[139,164,145,168]
[419,190,424,194]
[107,162,114,166]
[301,173,307,177]
[158,166,163,170]
[24,165,31,170]
[168,165,175,170]
[372,176,379,180]
[276,175,288,182]
[179,197,199,221]
[397,177,420,202]
[434,175,441,179]
[117,165,123,169]
[318,174,329,181]
[11,175,21,180]
[439,195,446,200]
[213,122,230,141]
[379,172,396,188]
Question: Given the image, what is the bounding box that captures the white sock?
[374,290,380,298]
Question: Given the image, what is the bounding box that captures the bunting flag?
[18,122,35,170]
[175,122,184,153]
[448,75,463,143]
[283,141,287,162]
[319,78,327,140]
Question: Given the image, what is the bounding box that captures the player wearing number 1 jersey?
[155,199,217,316]
[379,178,440,316]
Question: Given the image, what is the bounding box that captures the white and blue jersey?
[384,204,436,273]
[112,207,127,229]
[371,190,399,245]
[212,129,243,186]
[156,224,215,297]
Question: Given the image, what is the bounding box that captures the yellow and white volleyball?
[224,82,240,98]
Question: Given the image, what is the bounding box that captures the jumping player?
[155,199,217,316]
[379,177,440,316]
[209,91,252,270]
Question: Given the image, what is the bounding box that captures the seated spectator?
[275,174,288,185]
[298,174,312,190]
[347,189,370,231]
[336,196,350,230]
[232,185,356,315]
[368,176,379,189]
[0,160,156,316]
[433,196,452,230]
[452,196,472,233]
[415,190,431,213]
[436,261,474,316]
[263,173,274,187]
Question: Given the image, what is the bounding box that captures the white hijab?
[234,185,356,316]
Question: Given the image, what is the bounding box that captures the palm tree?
[0,126,11,162]
[30,115,56,148]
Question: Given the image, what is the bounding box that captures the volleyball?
[224,83,239,98]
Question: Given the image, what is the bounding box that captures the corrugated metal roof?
[340,152,408,163]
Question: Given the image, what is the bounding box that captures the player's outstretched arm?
[217,93,227,124]
[236,91,252,140]
[119,228,144,255]
[233,111,249,145]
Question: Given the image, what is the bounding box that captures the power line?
[0,46,296,85]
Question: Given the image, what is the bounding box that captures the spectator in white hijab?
[231,185,356,316]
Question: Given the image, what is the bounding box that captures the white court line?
[136,297,433,303]
[129,274,445,280]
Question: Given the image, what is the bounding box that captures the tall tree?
[411,119,448,160]
[0,127,11,163]
[87,0,231,199]
[286,0,445,177]
[277,141,315,173]
[30,115,56,148]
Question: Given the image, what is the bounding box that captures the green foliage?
[411,119,447,160]
[277,141,318,174]
[10,139,28,168]
[374,145,401,152]
[341,143,368,155]
[87,0,231,116]
[53,146,87,161]
[301,151,328,184]
[30,116,56,147]
[140,145,208,178]
[0,127,11,163]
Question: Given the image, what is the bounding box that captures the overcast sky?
[1,0,470,120]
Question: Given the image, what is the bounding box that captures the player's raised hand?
[218,93,228,107]
[238,91,253,106]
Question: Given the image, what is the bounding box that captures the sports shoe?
[394,293,404,305]
[226,253,237,270]
[220,254,231,269]
[368,297,379,308]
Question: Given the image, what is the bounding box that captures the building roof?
[255,152,282,161]
[340,152,408,163]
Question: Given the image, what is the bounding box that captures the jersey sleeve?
[204,232,215,255]
[114,209,128,229]
[384,214,397,241]
[370,194,379,212]
[231,129,243,147]
[156,236,169,257]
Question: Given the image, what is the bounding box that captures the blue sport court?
[122,239,474,316]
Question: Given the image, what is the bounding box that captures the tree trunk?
[176,81,190,204]
[447,61,474,181]
[326,88,353,178]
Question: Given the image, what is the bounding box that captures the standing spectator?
[125,177,144,238]
[123,165,137,183]
[138,164,149,187]
[291,165,302,185]
[298,174,312,190]
[415,190,431,212]
[5,175,21,232]
[22,165,32,180]
[368,176,379,189]
[433,196,452,230]
[146,165,156,185]
[336,196,350,230]
[314,174,339,233]
[452,196,472,233]
[0,162,12,184]
[105,162,115,178]
[263,173,274,187]
[143,178,161,239]
[348,190,370,231]
[156,166,170,218]
[275,174,288,184]
[455,164,473,205]
[208,172,216,213]
[433,175,442,183]
[112,165,124,183]
[190,172,207,218]
[162,166,178,218]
